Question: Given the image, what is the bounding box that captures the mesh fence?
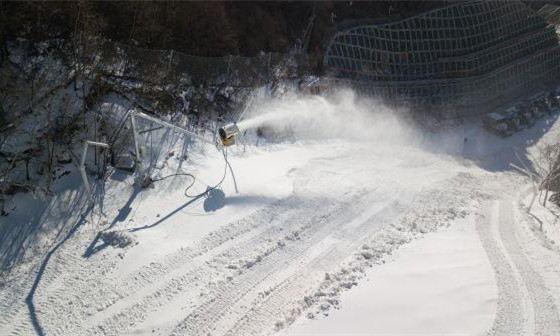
[537,4,560,26]
[88,41,308,88]
[323,0,560,111]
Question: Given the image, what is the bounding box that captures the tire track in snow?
[221,201,405,336]
[223,179,478,336]
[0,232,88,334]
[0,196,103,334]
[167,190,394,336]
[83,191,368,336]
[2,197,295,335]
[1,223,120,336]
[500,201,560,336]
[166,174,475,336]
[478,200,560,336]
[515,191,560,326]
[11,196,308,335]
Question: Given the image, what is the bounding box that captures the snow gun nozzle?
[219,123,240,147]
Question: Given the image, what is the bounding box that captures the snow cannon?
[218,123,240,147]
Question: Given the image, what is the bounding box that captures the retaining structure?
[323,0,560,115]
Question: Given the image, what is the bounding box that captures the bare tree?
[0,1,7,60]
[533,141,560,207]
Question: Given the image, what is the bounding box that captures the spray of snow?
[238,89,417,144]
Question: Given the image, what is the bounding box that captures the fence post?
[168,50,174,71]
[227,55,232,85]
[268,53,271,83]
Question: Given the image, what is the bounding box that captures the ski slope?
[2,94,560,335]
[283,211,497,335]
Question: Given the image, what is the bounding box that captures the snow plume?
[237,89,417,144]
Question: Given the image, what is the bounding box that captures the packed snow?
[283,211,497,335]
[2,90,560,336]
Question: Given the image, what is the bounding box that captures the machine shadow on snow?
[203,188,226,212]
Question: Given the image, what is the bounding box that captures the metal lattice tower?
[323,0,560,115]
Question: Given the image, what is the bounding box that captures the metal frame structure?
[80,111,218,205]
[323,0,560,113]
[128,111,218,177]
[80,140,109,205]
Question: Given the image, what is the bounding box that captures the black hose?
[150,147,230,199]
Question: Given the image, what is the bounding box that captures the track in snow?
[477,199,560,336]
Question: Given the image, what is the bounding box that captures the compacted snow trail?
[89,191,388,336]
[478,199,560,336]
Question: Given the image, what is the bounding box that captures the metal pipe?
[80,141,109,205]
[129,114,142,176]
[85,141,109,149]
[139,126,165,134]
[133,111,216,146]
[80,142,91,204]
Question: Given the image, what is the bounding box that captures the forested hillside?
[0,1,446,70]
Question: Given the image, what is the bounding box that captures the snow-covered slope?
[283,211,497,335]
[2,91,560,336]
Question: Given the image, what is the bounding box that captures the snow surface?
[2,91,560,336]
[283,210,497,335]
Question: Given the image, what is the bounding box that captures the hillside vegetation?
[0,1,446,70]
